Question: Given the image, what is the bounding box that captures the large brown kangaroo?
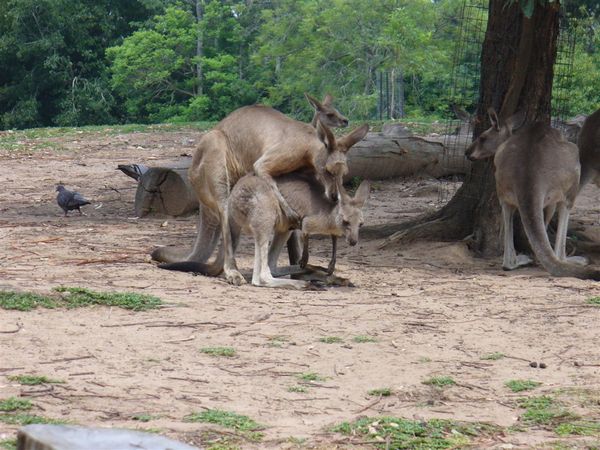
[160,171,369,289]
[465,107,600,280]
[153,103,368,285]
[577,107,600,189]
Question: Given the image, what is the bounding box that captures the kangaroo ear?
[487,107,500,131]
[305,92,322,111]
[337,124,369,152]
[507,109,527,131]
[352,180,371,206]
[317,119,336,151]
[322,93,333,106]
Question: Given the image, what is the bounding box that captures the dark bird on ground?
[56,185,91,216]
[117,164,149,181]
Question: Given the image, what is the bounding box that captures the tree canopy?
[0,0,598,129]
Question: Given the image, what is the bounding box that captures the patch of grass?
[266,335,290,348]
[296,372,326,382]
[368,388,393,397]
[554,421,600,436]
[481,352,505,360]
[319,336,343,344]
[0,291,58,311]
[0,439,17,450]
[418,356,432,363]
[0,288,162,311]
[132,413,158,422]
[332,416,500,449]
[422,376,456,388]
[0,413,65,426]
[54,287,162,311]
[0,397,32,412]
[505,379,542,393]
[200,347,236,358]
[587,297,600,306]
[353,335,377,343]
[185,409,263,442]
[517,396,577,427]
[287,385,308,393]
[8,375,64,386]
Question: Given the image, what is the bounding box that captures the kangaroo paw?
[503,254,533,271]
[567,255,588,266]
[225,269,247,286]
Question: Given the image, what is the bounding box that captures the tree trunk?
[372,0,560,253]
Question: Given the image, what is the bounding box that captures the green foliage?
[505,379,542,392]
[296,372,326,382]
[0,398,32,412]
[0,439,17,450]
[8,375,64,386]
[517,396,577,426]
[319,336,343,344]
[200,347,236,357]
[587,297,600,306]
[0,288,162,311]
[422,376,456,388]
[53,287,162,311]
[185,409,263,441]
[332,416,500,449]
[368,388,393,397]
[481,352,505,360]
[353,335,377,343]
[0,0,598,129]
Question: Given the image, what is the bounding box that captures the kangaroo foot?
[225,269,247,286]
[503,254,533,271]
[567,255,588,266]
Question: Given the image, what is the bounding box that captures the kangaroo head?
[465,108,526,161]
[306,92,349,128]
[336,179,370,246]
[316,121,369,201]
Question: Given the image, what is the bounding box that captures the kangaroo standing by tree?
[465,108,600,280]
[152,99,368,285]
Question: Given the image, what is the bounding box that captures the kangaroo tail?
[518,197,600,280]
[158,261,223,277]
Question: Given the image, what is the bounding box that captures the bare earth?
[1,128,600,449]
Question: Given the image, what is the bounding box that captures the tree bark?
[374,0,561,254]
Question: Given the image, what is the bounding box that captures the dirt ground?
[1,127,600,449]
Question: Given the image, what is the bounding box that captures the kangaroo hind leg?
[502,203,532,270]
[554,202,588,265]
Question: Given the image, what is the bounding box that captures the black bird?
[56,185,91,216]
[117,164,149,181]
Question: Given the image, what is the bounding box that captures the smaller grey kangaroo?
[226,172,370,289]
[465,107,600,280]
[159,172,370,289]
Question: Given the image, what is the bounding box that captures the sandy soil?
[1,127,600,449]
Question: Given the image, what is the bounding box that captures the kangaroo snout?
[347,236,358,246]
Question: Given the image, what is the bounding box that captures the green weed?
[8,375,64,386]
[0,288,162,311]
[0,439,17,450]
[587,297,600,306]
[368,388,393,397]
[517,396,577,426]
[200,347,236,358]
[505,379,542,393]
[333,416,499,449]
[422,376,456,388]
[185,409,263,441]
[481,352,505,360]
[319,336,343,344]
[287,385,308,393]
[296,372,326,382]
[0,398,32,412]
[353,335,377,343]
